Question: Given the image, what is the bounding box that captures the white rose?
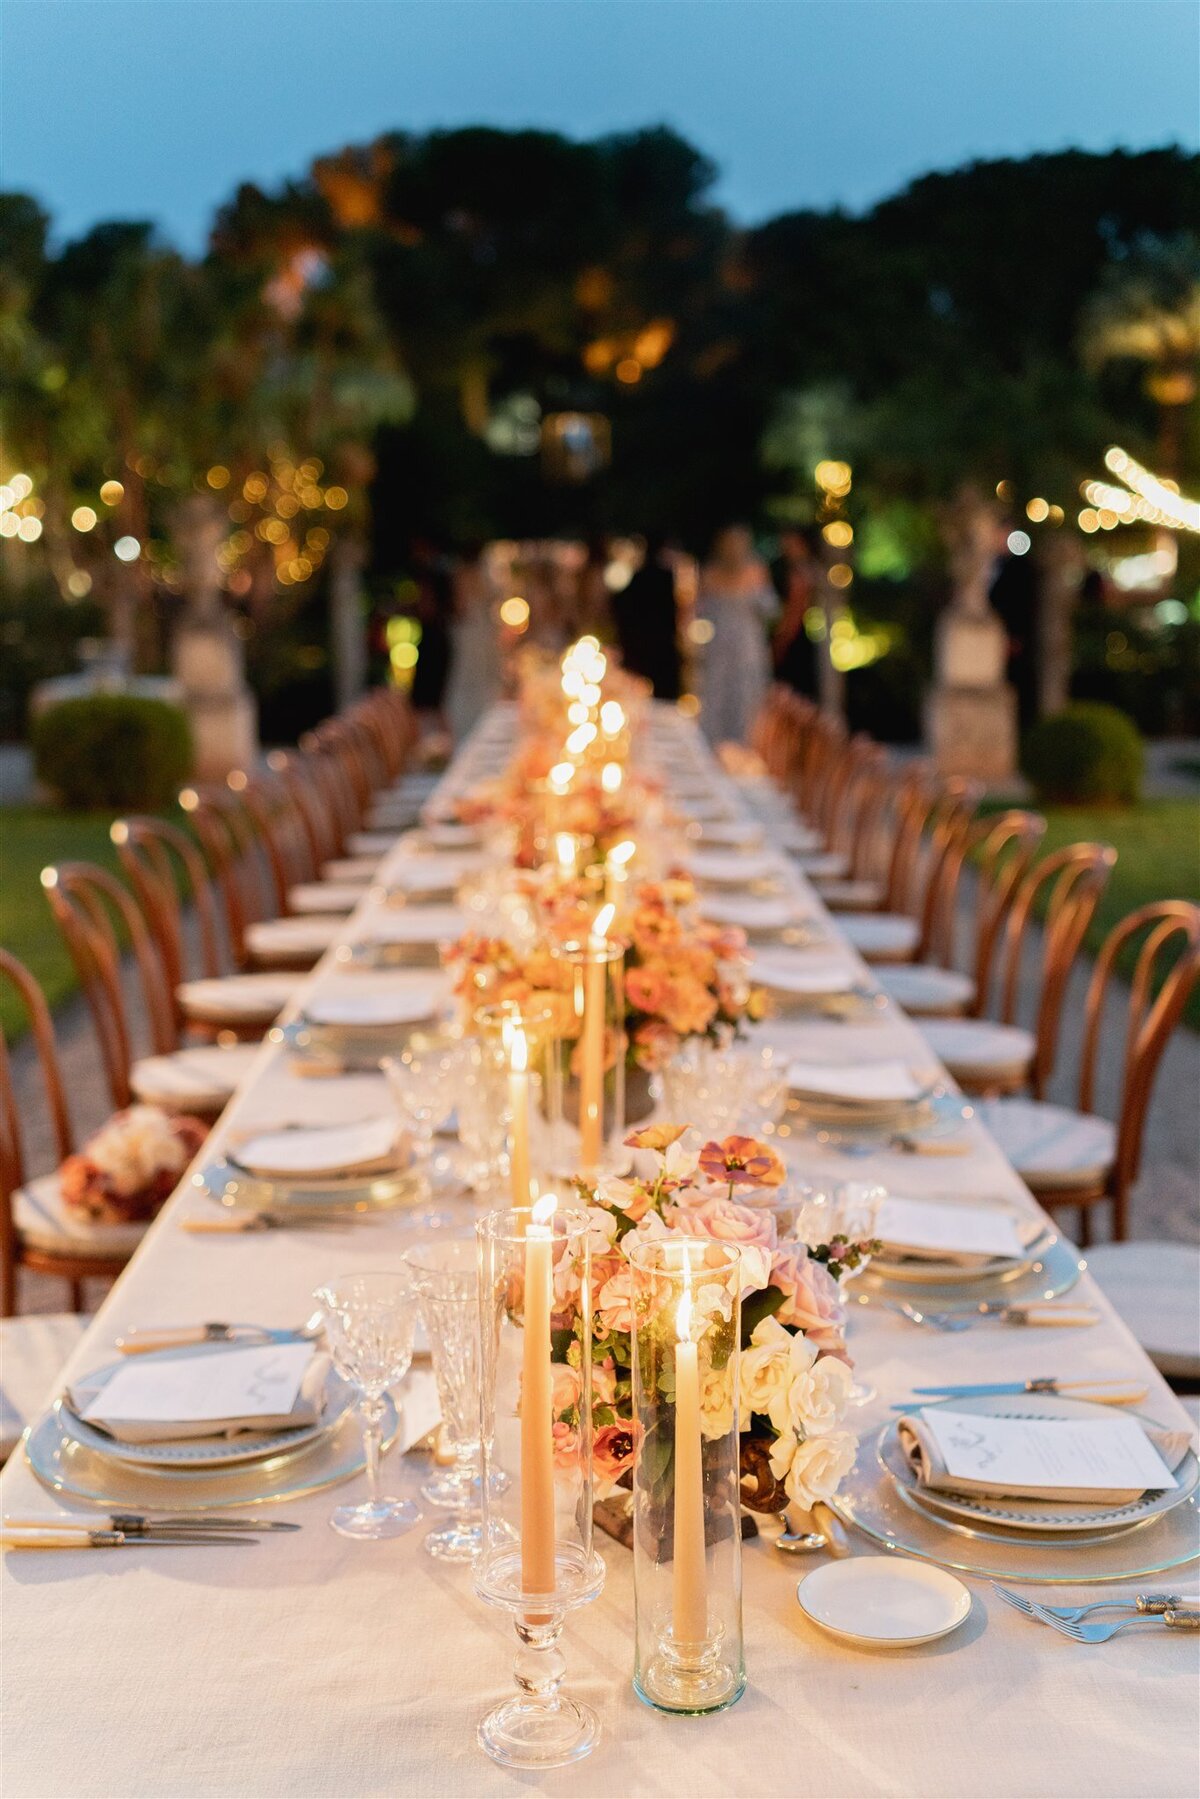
[739,1316,792,1420]
[765,1331,819,1437]
[786,1352,853,1439]
[734,1243,773,1297]
[699,1361,735,1439]
[781,1429,857,1509]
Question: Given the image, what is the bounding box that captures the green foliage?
[30,694,192,810]
[1020,702,1144,806]
[0,575,107,739]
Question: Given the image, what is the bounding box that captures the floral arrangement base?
[593,1493,758,1550]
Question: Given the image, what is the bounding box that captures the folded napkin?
[694,819,765,848]
[686,849,782,887]
[305,984,441,1029]
[875,1196,1032,1264]
[751,952,859,997]
[788,1059,925,1103]
[897,1407,1190,1506]
[231,1116,402,1178]
[384,855,481,894]
[70,1342,330,1443]
[356,907,467,946]
[702,893,800,932]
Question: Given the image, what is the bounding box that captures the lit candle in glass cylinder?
[503,1018,532,1209]
[578,901,615,1174]
[604,838,636,913]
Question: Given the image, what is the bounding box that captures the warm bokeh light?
[114,534,140,561]
[99,479,124,506]
[71,506,97,532]
[499,595,530,629]
[822,520,853,547]
[1025,498,1049,522]
[828,562,853,588]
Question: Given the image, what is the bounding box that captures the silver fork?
[1027,1607,1199,1643]
[869,1298,972,1332]
[993,1584,1199,1625]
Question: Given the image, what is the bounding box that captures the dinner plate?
[871,1200,1049,1286]
[26,1394,399,1511]
[58,1345,353,1469]
[195,1158,423,1216]
[303,987,442,1030]
[828,1426,1200,1583]
[858,1229,1083,1310]
[796,1556,971,1647]
[879,1395,1200,1534]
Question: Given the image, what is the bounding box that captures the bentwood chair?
[0,948,140,1315]
[919,841,1117,1097]
[42,859,261,1115]
[979,900,1200,1244]
[829,772,983,963]
[223,773,346,968]
[878,810,1048,1016]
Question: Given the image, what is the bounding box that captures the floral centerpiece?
[60,1105,208,1225]
[547,1126,860,1518]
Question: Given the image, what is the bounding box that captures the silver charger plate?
[25,1395,398,1511]
[858,1228,1083,1310]
[879,1394,1200,1534]
[195,1158,424,1217]
[828,1424,1200,1583]
[59,1342,353,1469]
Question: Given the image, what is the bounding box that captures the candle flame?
[566,723,597,757]
[676,1286,692,1344]
[601,761,623,794]
[549,762,574,794]
[609,839,636,868]
[554,832,577,872]
[592,902,616,941]
[600,700,625,735]
[503,1018,529,1073]
[531,1191,558,1228]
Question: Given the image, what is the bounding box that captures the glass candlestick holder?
[627,1237,745,1715]
[475,1203,604,1768]
[546,931,627,1182]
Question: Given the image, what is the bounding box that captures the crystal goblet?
[314,1270,421,1538]
[404,1236,492,1561]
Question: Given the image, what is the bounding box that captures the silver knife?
[106,1513,300,1533]
[115,1321,320,1354]
[3,1523,257,1549]
[894,1377,1147,1405]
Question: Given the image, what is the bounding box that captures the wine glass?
[404,1236,494,1561]
[791,1180,884,1405]
[314,1271,422,1539]
[382,1030,463,1229]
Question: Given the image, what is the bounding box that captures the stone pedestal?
[926,605,1017,781]
[174,624,258,781]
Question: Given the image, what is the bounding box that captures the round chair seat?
[15,1174,148,1261]
[177,972,301,1026]
[0,1312,88,1460]
[817,877,885,912]
[244,917,342,967]
[839,912,921,962]
[919,1017,1036,1088]
[131,1043,261,1115]
[367,800,421,832]
[878,963,976,1016]
[321,856,382,883]
[1084,1242,1200,1381]
[781,823,824,856]
[287,882,370,915]
[976,1097,1115,1191]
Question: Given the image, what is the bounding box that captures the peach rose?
[666,1194,778,1253]
[769,1241,848,1360]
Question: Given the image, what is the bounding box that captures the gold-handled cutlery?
[891,1377,1148,1408]
[115,1317,324,1354]
[994,1584,1200,1625]
[3,1521,261,1549]
[5,1513,299,1537]
[866,1297,1099,1332]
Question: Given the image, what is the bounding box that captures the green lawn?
[980,794,1200,1026]
[0,807,127,1039]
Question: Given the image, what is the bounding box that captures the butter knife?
[2,1524,256,1549]
[894,1377,1148,1406]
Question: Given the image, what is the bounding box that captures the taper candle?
[504,1019,532,1209]
[672,1278,708,1646]
[521,1192,558,1601]
[579,902,615,1174]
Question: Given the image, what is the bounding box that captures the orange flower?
[624,1122,688,1152]
[698,1135,786,1191]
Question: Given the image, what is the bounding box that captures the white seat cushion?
[244,918,342,966]
[818,878,885,911]
[839,912,920,961]
[130,1043,261,1113]
[367,800,421,831]
[287,881,370,915]
[781,822,824,855]
[1084,1242,1200,1381]
[348,831,399,857]
[0,1313,88,1459]
[977,1097,1115,1190]
[796,851,850,881]
[321,857,381,883]
[14,1174,147,1260]
[878,963,976,1016]
[177,972,301,1024]
[919,1018,1036,1083]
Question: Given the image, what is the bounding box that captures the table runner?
[3,704,1196,1799]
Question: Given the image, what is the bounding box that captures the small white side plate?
[797,1556,971,1647]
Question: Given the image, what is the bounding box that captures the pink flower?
[666,1194,778,1254]
[769,1240,848,1359]
[596,1264,635,1335]
[551,1362,582,1416]
[697,1135,786,1191]
[631,1020,680,1072]
[552,1420,581,1470]
[593,1419,641,1489]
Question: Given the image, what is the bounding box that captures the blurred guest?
[409,539,453,728]
[612,535,681,699]
[445,541,501,742]
[771,527,821,699]
[990,549,1039,732]
[696,525,778,743]
[575,536,613,641]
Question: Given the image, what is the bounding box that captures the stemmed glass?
[403,1236,491,1561]
[314,1270,422,1539]
[382,1030,463,1228]
[792,1179,884,1406]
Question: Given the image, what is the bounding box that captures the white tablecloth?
[3,705,1197,1798]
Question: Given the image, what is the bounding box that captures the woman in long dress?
[445,545,501,743]
[695,525,778,744]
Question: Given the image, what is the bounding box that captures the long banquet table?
[4,703,1198,1798]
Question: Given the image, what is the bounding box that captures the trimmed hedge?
[1020,701,1143,806]
[31,694,193,810]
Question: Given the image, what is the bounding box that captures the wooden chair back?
[922,810,1047,998]
[111,817,228,997]
[1078,900,1200,1233]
